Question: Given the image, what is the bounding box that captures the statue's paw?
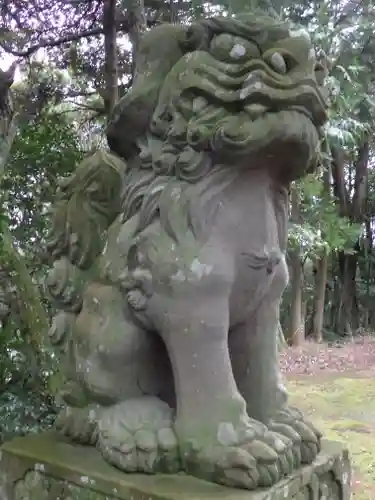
[269,406,322,466]
[54,404,101,445]
[97,397,180,474]
[178,418,295,490]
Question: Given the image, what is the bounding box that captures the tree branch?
[1,8,158,60]
[103,0,119,114]
[333,0,365,28]
[1,27,104,58]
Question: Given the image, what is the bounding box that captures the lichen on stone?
[41,8,336,493]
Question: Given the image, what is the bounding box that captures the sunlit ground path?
[280,337,375,499]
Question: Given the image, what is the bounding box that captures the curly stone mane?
[47,11,328,293]
[106,13,327,242]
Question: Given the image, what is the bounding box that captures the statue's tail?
[46,151,126,270]
[45,151,127,403]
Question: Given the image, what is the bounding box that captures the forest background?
[0,0,374,443]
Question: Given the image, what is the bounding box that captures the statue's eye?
[265,51,297,74]
[210,34,260,62]
[268,52,287,74]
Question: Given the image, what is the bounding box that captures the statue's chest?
[229,249,288,324]
[217,177,281,254]
[216,177,288,322]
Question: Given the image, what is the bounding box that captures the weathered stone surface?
[0,434,351,499]
[41,8,343,492]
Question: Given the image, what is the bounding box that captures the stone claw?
[270,406,322,466]
[178,417,295,490]
[97,397,181,474]
[54,404,101,445]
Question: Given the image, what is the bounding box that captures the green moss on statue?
[0,433,351,499]
[13,470,118,500]
[43,8,337,492]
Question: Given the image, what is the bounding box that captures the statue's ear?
[106,24,188,160]
[1,62,16,87]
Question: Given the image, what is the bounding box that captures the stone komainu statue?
[45,12,329,490]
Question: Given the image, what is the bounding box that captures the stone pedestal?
[0,433,351,500]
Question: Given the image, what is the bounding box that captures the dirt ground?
[280,337,375,499]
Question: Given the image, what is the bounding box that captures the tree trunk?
[363,221,372,330]
[288,253,305,345]
[126,0,147,80]
[277,321,288,352]
[331,140,369,335]
[311,162,331,342]
[331,145,349,217]
[312,252,328,342]
[0,64,17,174]
[352,140,369,222]
[336,251,358,336]
[288,187,305,346]
[103,0,119,114]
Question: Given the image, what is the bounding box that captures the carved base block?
[0,433,351,499]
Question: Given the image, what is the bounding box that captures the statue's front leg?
[229,266,322,470]
[152,291,294,490]
[229,296,288,424]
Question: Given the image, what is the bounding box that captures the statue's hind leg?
[149,284,296,490]
[229,258,322,470]
[55,281,180,473]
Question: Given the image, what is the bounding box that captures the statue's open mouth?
[244,103,317,128]
[238,72,328,128]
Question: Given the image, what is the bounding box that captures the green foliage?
[0,113,17,178]
[0,103,84,442]
[325,62,375,151]
[0,313,57,443]
[3,111,84,252]
[288,174,362,259]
